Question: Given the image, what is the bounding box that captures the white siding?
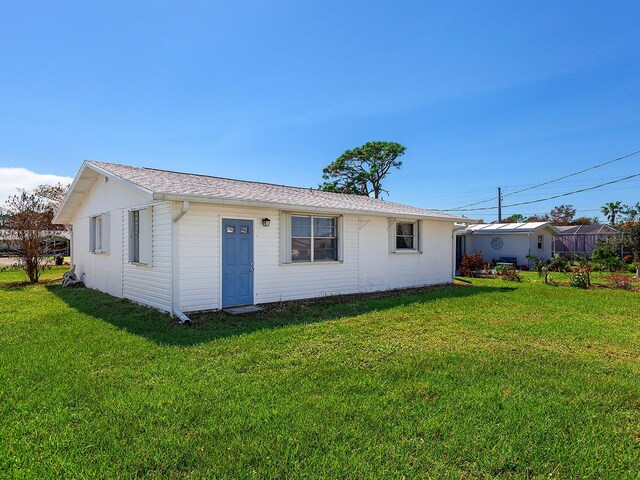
[122,202,173,312]
[463,226,555,267]
[177,203,219,311]
[69,174,150,298]
[358,217,454,291]
[175,203,455,312]
[528,226,553,261]
[466,233,531,266]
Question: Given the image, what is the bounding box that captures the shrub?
[570,272,590,289]
[459,251,487,277]
[601,256,624,272]
[569,265,592,289]
[501,266,522,282]
[592,243,619,261]
[548,256,569,272]
[519,265,529,271]
[623,255,633,264]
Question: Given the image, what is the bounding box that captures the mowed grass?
[0,268,638,478]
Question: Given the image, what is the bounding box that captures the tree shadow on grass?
[47,283,515,347]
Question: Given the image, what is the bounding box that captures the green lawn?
[1,268,638,478]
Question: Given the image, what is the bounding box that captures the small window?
[538,235,544,250]
[128,207,152,265]
[396,222,417,250]
[90,213,109,254]
[290,215,337,262]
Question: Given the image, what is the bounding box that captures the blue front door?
[222,219,254,307]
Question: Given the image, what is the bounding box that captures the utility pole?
[497,187,502,222]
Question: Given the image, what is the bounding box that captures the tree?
[601,201,623,226]
[33,182,69,232]
[572,216,598,225]
[320,141,406,198]
[33,182,69,208]
[2,190,56,283]
[549,204,576,226]
[622,202,640,223]
[619,221,640,278]
[526,214,550,222]
[504,214,525,223]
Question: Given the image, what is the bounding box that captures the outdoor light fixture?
[262,218,270,227]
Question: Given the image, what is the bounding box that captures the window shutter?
[337,215,344,262]
[417,220,423,253]
[388,218,397,253]
[101,212,110,254]
[279,211,291,263]
[139,206,153,265]
[127,210,135,262]
[89,217,96,253]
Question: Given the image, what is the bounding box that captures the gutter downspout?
[173,201,190,223]
[171,201,191,325]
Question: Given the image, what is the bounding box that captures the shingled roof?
[61,160,467,222]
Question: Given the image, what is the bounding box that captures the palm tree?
[601,201,623,226]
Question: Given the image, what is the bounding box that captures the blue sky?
[1,1,639,221]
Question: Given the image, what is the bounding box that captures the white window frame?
[537,234,544,250]
[128,206,152,265]
[89,213,109,254]
[389,219,422,254]
[280,213,342,264]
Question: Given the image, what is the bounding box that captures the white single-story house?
[53,161,469,317]
[455,222,560,268]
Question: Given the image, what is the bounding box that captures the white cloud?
[0,168,74,205]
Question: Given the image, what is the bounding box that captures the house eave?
[53,160,154,225]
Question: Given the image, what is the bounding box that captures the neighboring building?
[0,229,70,257]
[553,224,620,257]
[53,161,468,315]
[455,222,560,268]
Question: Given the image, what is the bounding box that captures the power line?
[503,149,640,198]
[447,149,640,210]
[446,172,640,211]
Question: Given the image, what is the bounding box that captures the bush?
[570,272,590,289]
[569,265,592,289]
[602,256,624,272]
[501,266,522,282]
[548,256,569,272]
[592,243,619,261]
[459,251,487,277]
[623,255,633,264]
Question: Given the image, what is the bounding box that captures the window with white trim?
[396,221,417,250]
[537,235,544,250]
[89,213,109,254]
[289,215,338,262]
[128,207,152,265]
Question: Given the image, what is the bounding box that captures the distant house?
[553,224,620,257]
[0,229,70,257]
[53,161,468,316]
[455,222,560,268]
